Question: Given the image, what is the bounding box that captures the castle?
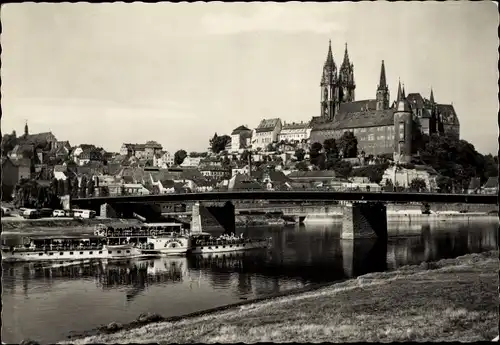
[310,41,460,162]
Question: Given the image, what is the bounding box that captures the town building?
[180,156,202,168]
[153,151,174,168]
[199,165,231,180]
[1,157,31,199]
[278,121,311,143]
[309,41,460,157]
[230,125,253,152]
[481,177,498,195]
[252,118,282,150]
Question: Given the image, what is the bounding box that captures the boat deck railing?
[3,244,107,252]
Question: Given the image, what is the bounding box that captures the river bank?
[58,250,499,344]
[1,217,141,233]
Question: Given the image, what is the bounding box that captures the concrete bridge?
[71,191,497,241]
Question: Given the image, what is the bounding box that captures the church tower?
[24,121,29,137]
[429,88,437,134]
[376,60,390,111]
[338,43,356,103]
[320,40,339,122]
[393,93,413,164]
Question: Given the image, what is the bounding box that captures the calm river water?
[2,220,498,344]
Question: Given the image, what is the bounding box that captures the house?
[123,183,150,196]
[481,177,498,195]
[467,177,481,194]
[9,144,34,160]
[77,149,103,166]
[199,165,231,180]
[252,118,282,150]
[180,156,202,168]
[1,157,31,199]
[232,165,251,177]
[157,179,176,194]
[227,174,263,191]
[144,141,163,160]
[230,125,252,152]
[24,131,58,149]
[381,165,439,192]
[252,170,292,191]
[153,151,175,168]
[52,141,72,159]
[120,143,136,156]
[53,165,69,180]
[71,144,97,159]
[278,121,311,143]
[287,170,338,189]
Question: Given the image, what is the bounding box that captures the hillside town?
[1,42,498,210]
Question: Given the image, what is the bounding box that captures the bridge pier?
[100,203,118,218]
[341,202,388,240]
[190,201,235,234]
[341,239,388,278]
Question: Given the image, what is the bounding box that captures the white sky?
[1,2,498,154]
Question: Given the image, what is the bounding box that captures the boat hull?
[143,236,191,256]
[189,239,270,255]
[1,246,146,263]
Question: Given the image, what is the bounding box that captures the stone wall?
[341,202,388,239]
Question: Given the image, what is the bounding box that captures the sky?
[1,2,498,154]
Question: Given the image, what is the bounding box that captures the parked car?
[22,209,40,219]
[1,206,12,217]
[52,209,66,217]
[38,208,54,218]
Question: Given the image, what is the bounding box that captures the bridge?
[74,191,496,205]
[71,191,497,242]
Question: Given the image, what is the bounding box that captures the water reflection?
[2,221,498,344]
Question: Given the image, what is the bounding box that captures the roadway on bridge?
[73,191,497,205]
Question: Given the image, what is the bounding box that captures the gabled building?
[482,177,498,195]
[278,121,311,143]
[230,125,252,152]
[252,118,282,150]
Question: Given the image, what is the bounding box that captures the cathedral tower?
[24,121,29,137]
[338,43,356,103]
[393,94,413,164]
[320,40,339,121]
[376,60,390,111]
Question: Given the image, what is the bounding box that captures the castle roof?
[231,125,251,135]
[312,108,395,131]
[282,121,311,130]
[255,118,281,133]
[338,100,377,113]
[436,104,459,125]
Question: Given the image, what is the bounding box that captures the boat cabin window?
[108,251,112,254]
[99,251,102,254]
[69,252,73,255]
[117,250,121,254]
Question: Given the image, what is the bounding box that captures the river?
[1,219,498,344]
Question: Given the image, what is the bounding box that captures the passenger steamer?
[1,222,189,262]
[188,232,271,255]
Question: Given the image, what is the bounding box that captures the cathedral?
[310,41,460,160]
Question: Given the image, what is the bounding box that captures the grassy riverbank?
[59,250,499,344]
[1,217,141,233]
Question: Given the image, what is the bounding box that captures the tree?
[323,138,340,169]
[57,179,65,196]
[79,176,88,198]
[174,150,187,165]
[337,131,358,158]
[1,131,18,155]
[152,184,160,195]
[87,178,95,197]
[296,161,309,171]
[309,142,325,169]
[209,133,231,154]
[222,155,231,168]
[241,150,251,163]
[295,148,306,161]
[409,177,427,192]
[50,178,59,198]
[436,175,453,193]
[333,160,353,178]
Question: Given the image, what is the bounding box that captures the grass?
[57,250,499,344]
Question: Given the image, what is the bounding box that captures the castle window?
[399,123,405,140]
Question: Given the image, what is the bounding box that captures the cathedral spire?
[396,79,402,102]
[430,87,435,103]
[402,83,406,98]
[24,120,29,137]
[342,42,350,66]
[378,60,387,90]
[325,39,334,66]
